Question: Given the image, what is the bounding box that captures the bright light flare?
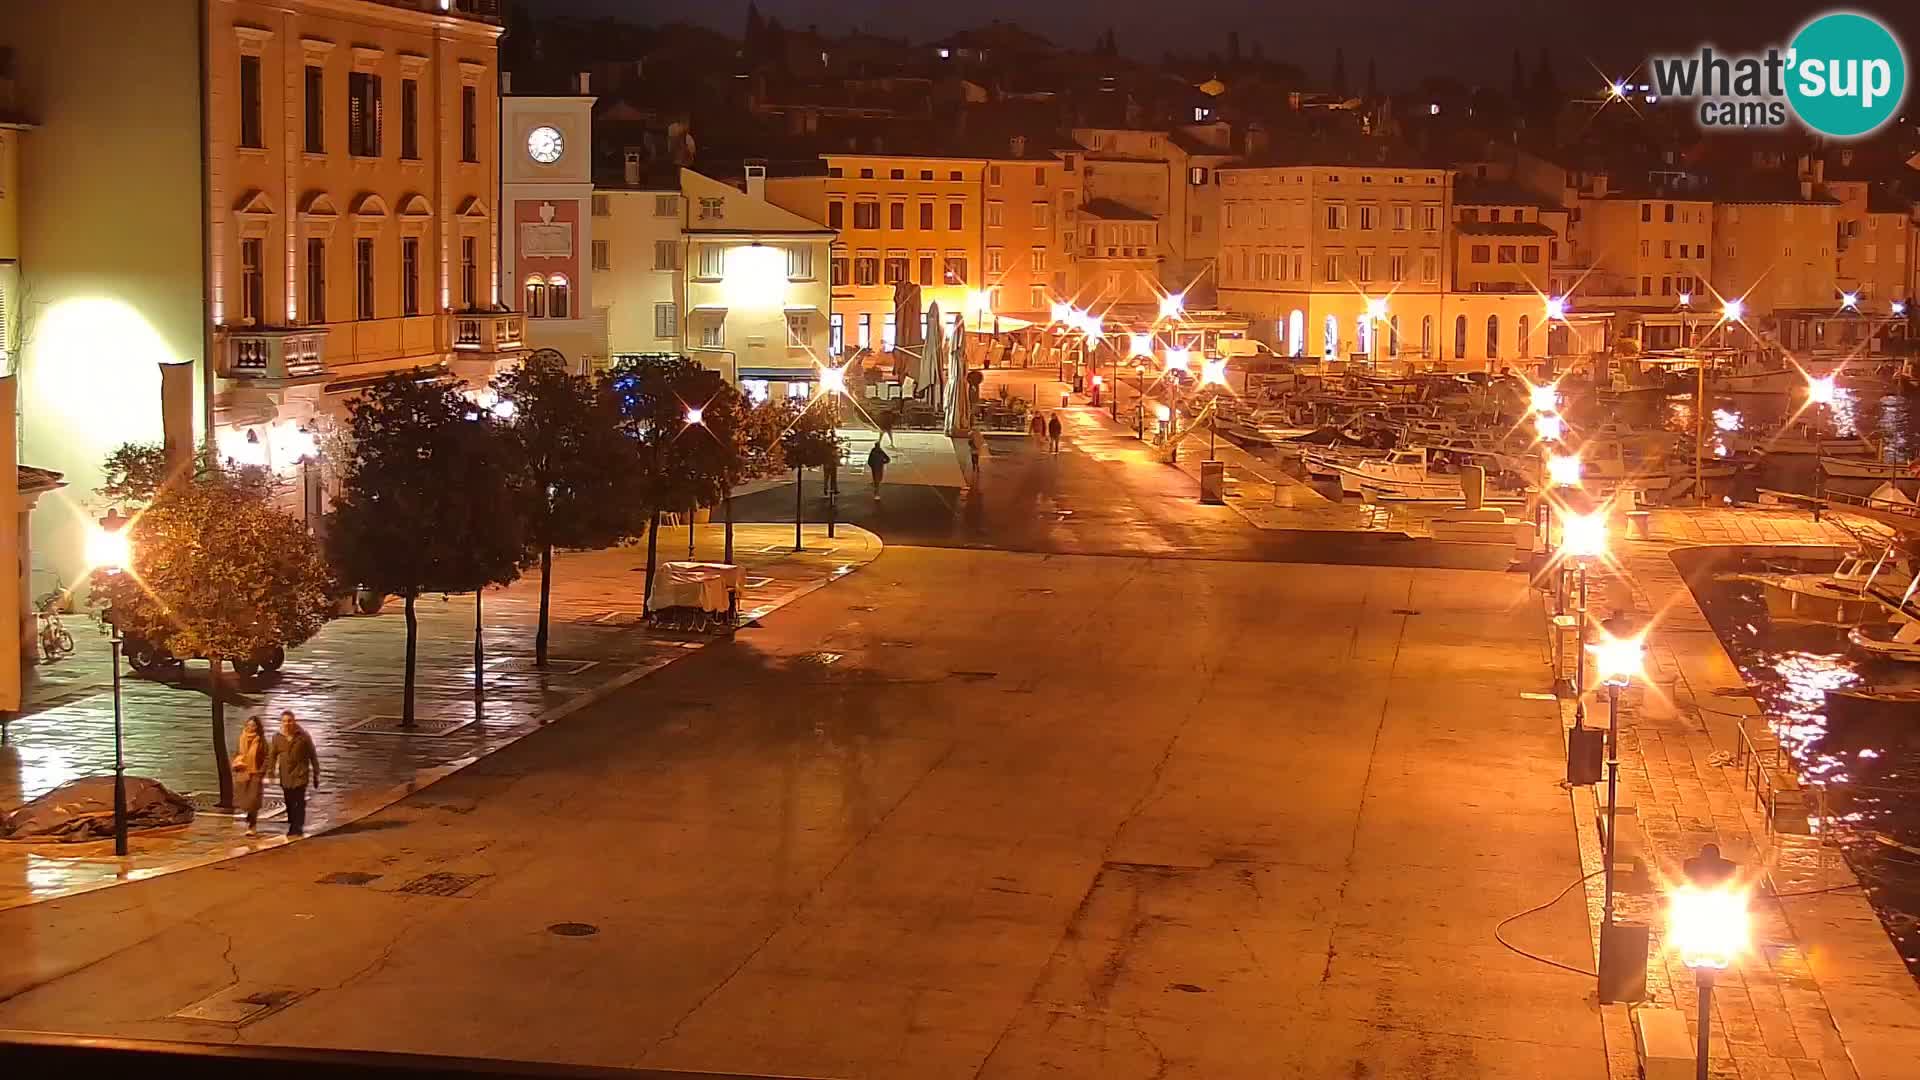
[1529,384,1559,415]
[1164,347,1192,375]
[1365,296,1388,321]
[818,365,846,395]
[1129,333,1154,357]
[1840,291,1859,311]
[1806,375,1836,405]
[1608,80,1627,99]
[1668,884,1750,970]
[1159,292,1185,320]
[86,525,131,571]
[1154,403,1172,423]
[1722,298,1745,322]
[1546,453,1582,487]
[685,406,704,425]
[1535,414,1565,443]
[1049,301,1071,325]
[1588,632,1645,686]
[1545,295,1567,321]
[1678,291,1693,308]
[1559,511,1607,560]
[1200,357,1228,386]
[1894,301,1909,317]
[1713,408,1742,432]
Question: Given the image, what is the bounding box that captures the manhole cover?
[172,985,309,1026]
[318,871,381,886]
[187,793,287,820]
[394,871,491,898]
[341,715,475,737]
[548,922,600,937]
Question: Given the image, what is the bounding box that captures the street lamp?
[1669,845,1747,1080]
[1366,296,1388,369]
[1559,511,1607,722]
[1545,295,1568,322]
[685,406,705,558]
[1159,292,1185,321]
[1529,383,1559,416]
[87,515,133,857]
[817,366,845,539]
[1589,631,1645,933]
[1546,452,1582,488]
[1840,291,1859,312]
[1535,413,1565,443]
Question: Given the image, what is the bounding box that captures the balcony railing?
[453,311,525,354]
[221,326,329,381]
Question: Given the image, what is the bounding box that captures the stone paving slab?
[1547,504,1920,1080]
[0,523,880,912]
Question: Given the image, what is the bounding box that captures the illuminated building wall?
[679,168,833,389]
[595,186,684,357]
[980,153,1076,322]
[1577,196,1715,307]
[1071,125,1232,304]
[1711,199,1841,318]
[1828,180,1911,312]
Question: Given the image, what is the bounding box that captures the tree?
[1531,49,1559,103]
[780,396,841,552]
[328,376,525,726]
[494,350,639,667]
[1365,58,1377,102]
[89,451,333,807]
[1511,49,1527,103]
[1331,48,1348,97]
[606,355,742,606]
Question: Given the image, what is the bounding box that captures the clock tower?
[501,86,598,368]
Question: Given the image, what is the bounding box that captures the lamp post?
[1560,511,1608,726]
[819,365,845,539]
[1366,296,1388,372]
[87,517,133,857]
[1589,632,1644,931]
[1678,293,1705,505]
[1670,845,1745,1080]
[685,406,704,559]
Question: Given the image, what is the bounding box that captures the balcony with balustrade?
[449,309,527,379]
[219,326,330,384]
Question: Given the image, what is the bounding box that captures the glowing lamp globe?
[1158,292,1185,320]
[1535,414,1565,443]
[1559,512,1608,560]
[1721,298,1745,322]
[1129,333,1154,357]
[1365,296,1388,321]
[1049,301,1071,325]
[1545,296,1568,321]
[1840,292,1859,311]
[1894,301,1909,317]
[685,406,704,425]
[87,525,132,571]
[1164,347,1192,375]
[1154,403,1172,423]
[1669,884,1749,970]
[1678,292,1693,308]
[1546,452,1581,487]
[1806,375,1836,406]
[1529,384,1558,415]
[1588,634,1645,687]
[818,366,846,395]
[1201,357,1228,386]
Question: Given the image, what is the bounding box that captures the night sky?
[524,1,1920,90]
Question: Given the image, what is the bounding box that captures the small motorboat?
[1824,686,1920,723]
[1749,549,1907,624]
[1848,619,1920,662]
[1819,455,1913,480]
[1336,448,1529,504]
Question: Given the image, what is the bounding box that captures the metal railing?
[1730,717,1824,838]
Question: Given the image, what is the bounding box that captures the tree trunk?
[535,541,553,669]
[209,656,233,808]
[643,508,662,615]
[724,483,734,564]
[795,466,804,551]
[402,592,418,728]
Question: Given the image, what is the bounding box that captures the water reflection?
[1685,549,1920,980]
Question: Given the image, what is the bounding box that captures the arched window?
[1288,310,1305,357]
[1421,316,1433,359]
[1389,315,1401,357]
[1453,315,1467,359]
[523,275,547,318]
[548,274,571,319]
[1486,314,1500,359]
[1323,313,1340,358]
[1518,315,1531,358]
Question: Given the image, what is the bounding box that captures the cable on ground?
[1495,869,1604,977]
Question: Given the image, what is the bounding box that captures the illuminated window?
[348,72,382,158]
[548,275,571,319]
[654,302,676,338]
[655,240,678,270]
[787,312,811,347]
[240,238,263,324]
[883,312,896,349]
[1421,315,1432,358]
[699,319,723,348]
[986,247,1004,274]
[460,237,476,310]
[855,253,879,286]
[1518,314,1530,358]
[402,237,420,315]
[523,275,546,318]
[944,251,968,285]
[829,313,843,354]
[1485,314,1499,359]
[853,201,879,229]
[699,197,725,220]
[355,238,375,319]
[858,313,871,348]
[239,55,264,148]
[696,244,725,279]
[787,245,815,280]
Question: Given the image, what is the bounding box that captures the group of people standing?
[1028,412,1063,453]
[231,710,323,838]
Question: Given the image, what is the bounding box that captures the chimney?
[744,161,767,201]
[500,70,512,95]
[576,71,591,95]
[624,149,641,186]
[1800,177,1813,201]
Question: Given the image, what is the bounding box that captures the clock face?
[527,126,564,164]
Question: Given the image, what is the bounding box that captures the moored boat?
[1819,455,1913,480]
[1824,686,1920,724]
[1848,619,1920,662]
[1749,549,1907,624]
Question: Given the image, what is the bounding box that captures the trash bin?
[1200,460,1227,504]
[1627,510,1652,540]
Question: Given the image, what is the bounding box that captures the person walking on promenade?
[877,409,897,448]
[272,710,322,838]
[969,428,986,476]
[1029,411,1046,441]
[232,715,271,836]
[867,442,890,499]
[1047,413,1063,454]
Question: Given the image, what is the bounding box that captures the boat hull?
[1825,687,1920,724]
[1761,581,1881,624]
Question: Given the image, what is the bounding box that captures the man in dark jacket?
[272,710,322,837]
[1047,413,1063,454]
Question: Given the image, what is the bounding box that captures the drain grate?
[487,657,598,676]
[172,985,309,1026]
[1390,608,1422,616]
[317,871,381,887]
[548,922,600,937]
[187,793,287,820]
[798,651,843,666]
[879,640,915,648]
[341,715,475,737]
[394,871,491,898]
[848,604,877,612]
[949,670,999,682]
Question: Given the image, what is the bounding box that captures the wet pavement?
[0,524,881,910]
[0,546,1602,1079]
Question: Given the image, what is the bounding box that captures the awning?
[737,368,816,381]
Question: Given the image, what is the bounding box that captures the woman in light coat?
[232,715,271,836]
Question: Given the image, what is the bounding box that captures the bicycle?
[35,601,74,663]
